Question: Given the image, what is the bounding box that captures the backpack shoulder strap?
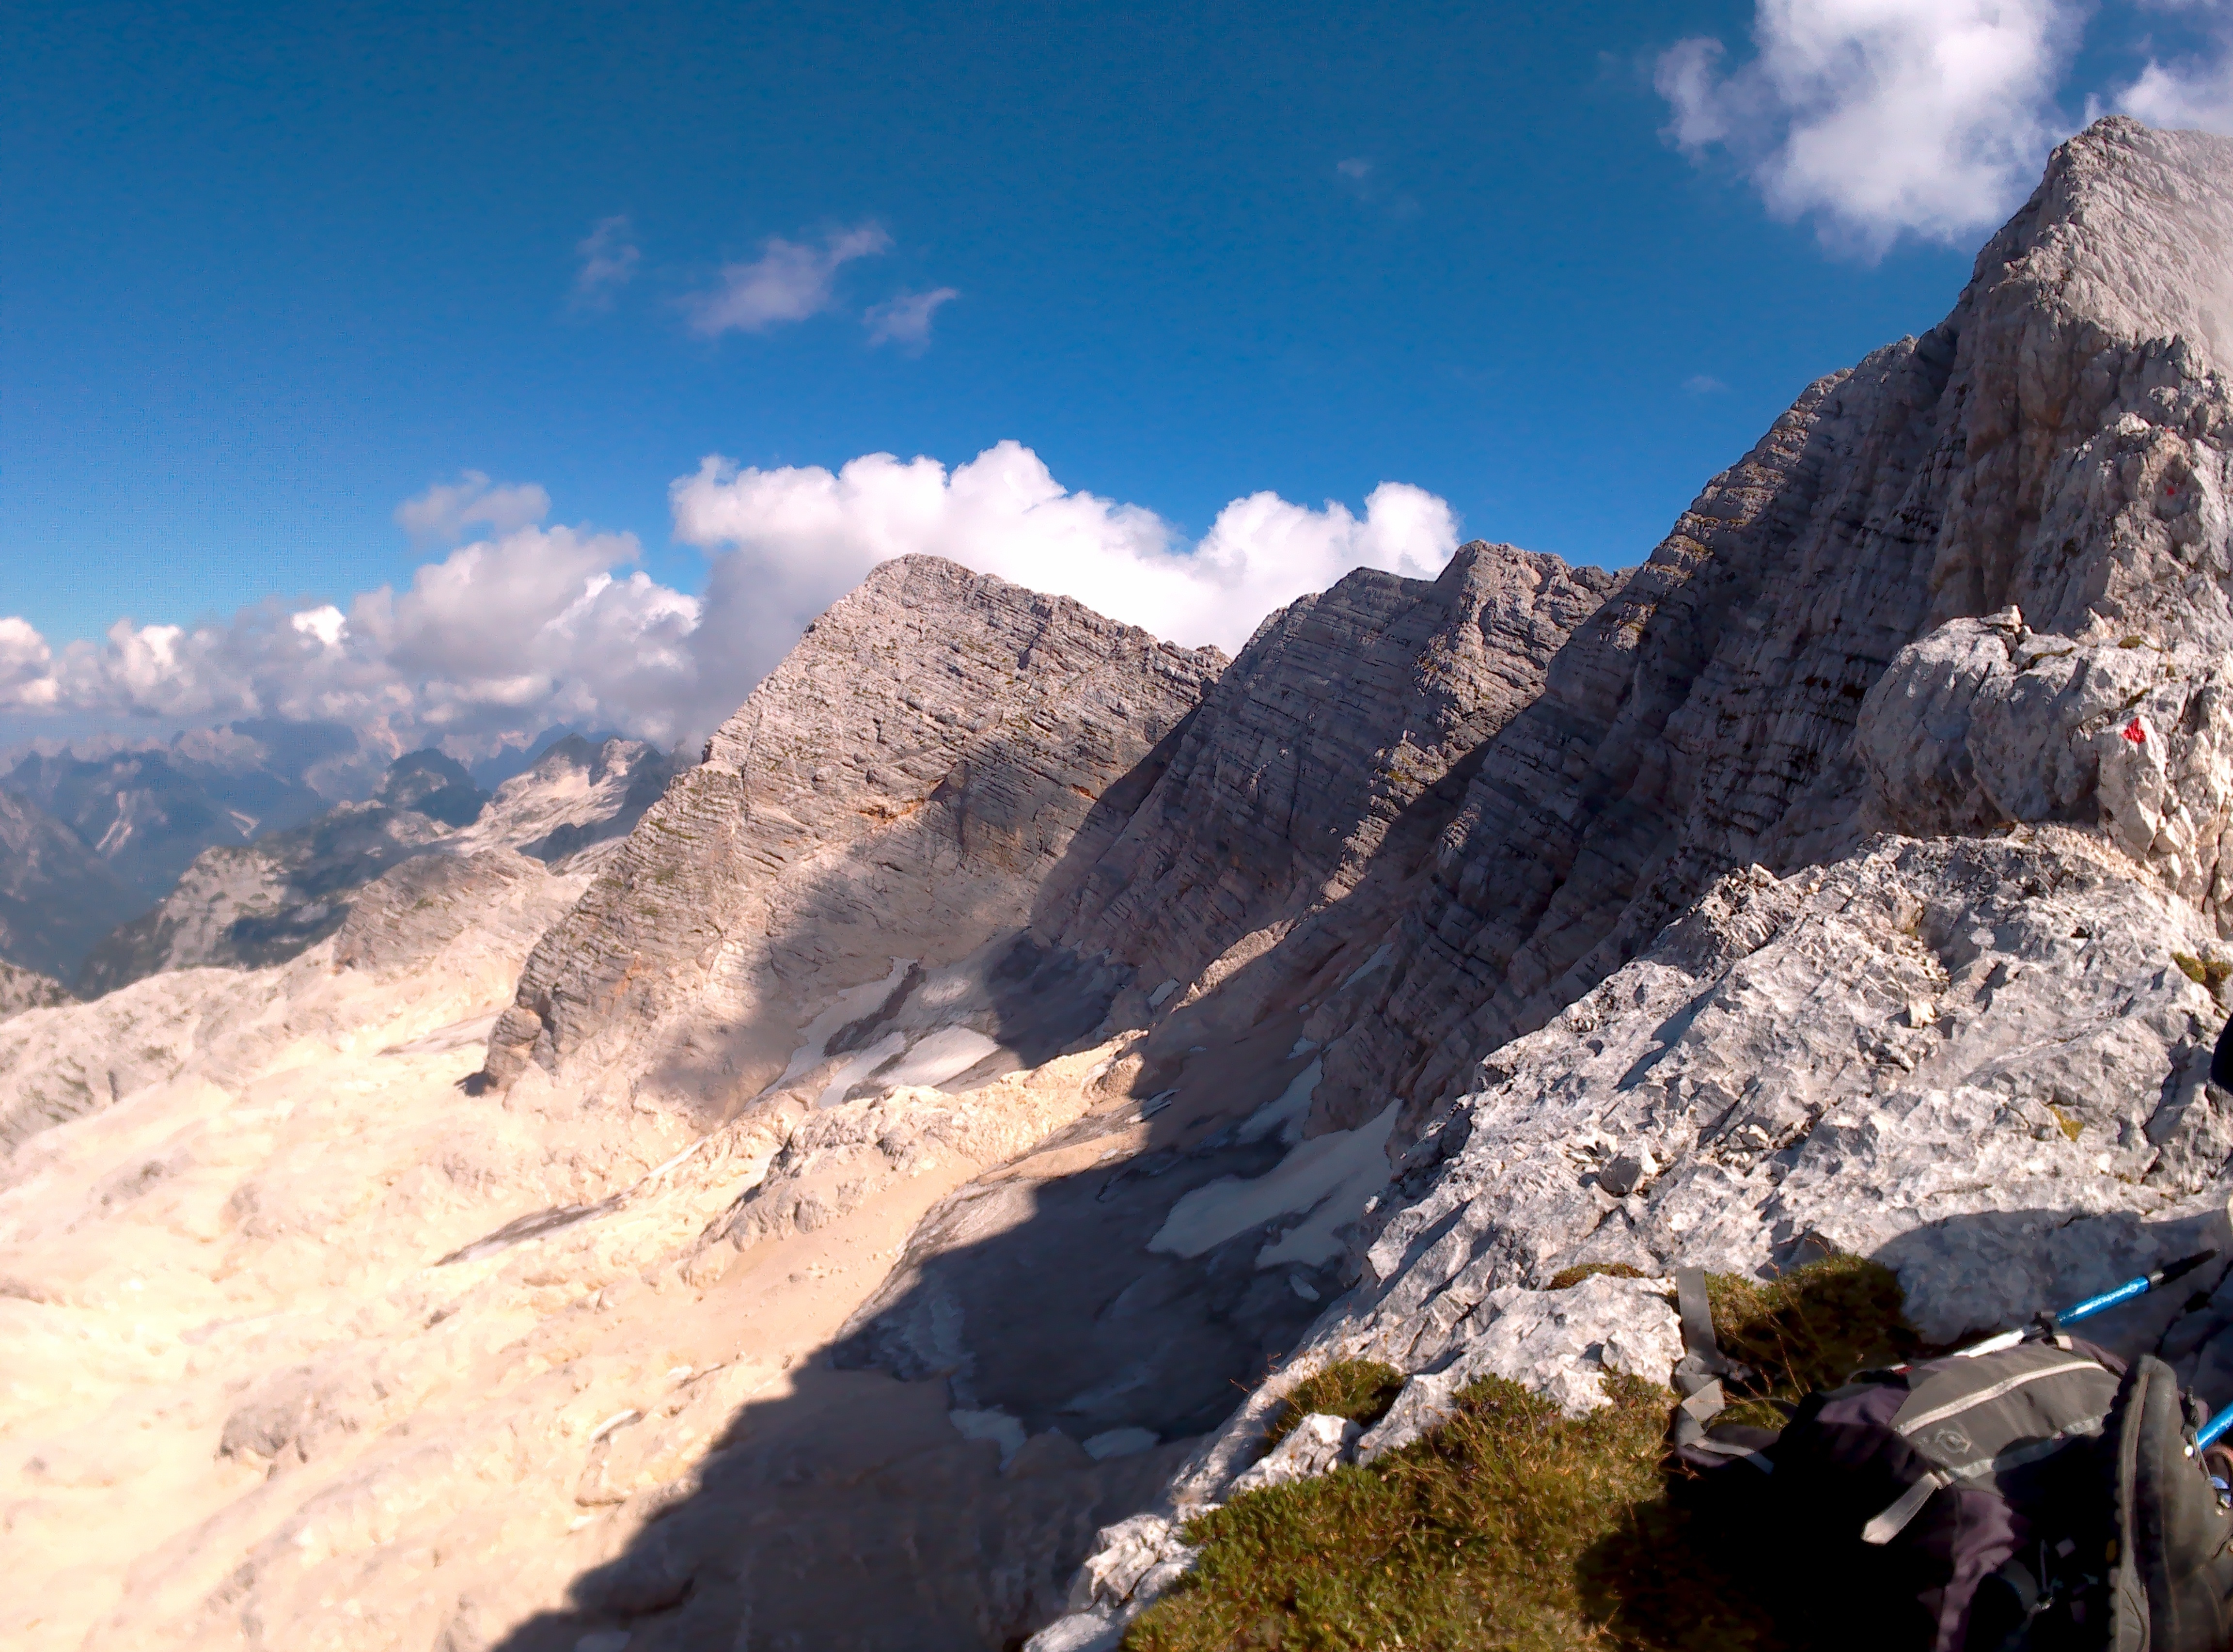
[1671,1267,1735,1446]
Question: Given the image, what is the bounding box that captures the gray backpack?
[1676,1276,2233,1650]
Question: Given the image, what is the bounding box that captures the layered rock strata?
[482,557,1231,1109]
[1045,543,1618,998]
[6,115,2233,1652]
[1304,118,2233,1136]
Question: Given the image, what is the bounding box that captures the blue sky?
[5,0,2231,756]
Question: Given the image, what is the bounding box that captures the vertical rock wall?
[1309,118,2233,1137]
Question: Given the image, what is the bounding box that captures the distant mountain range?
[0,724,675,991]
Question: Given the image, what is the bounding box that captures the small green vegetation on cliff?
[1261,1360,1406,1451]
[1125,1257,1918,1651]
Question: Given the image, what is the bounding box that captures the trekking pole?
[2196,1404,2233,1455]
[1954,1249,2219,1359]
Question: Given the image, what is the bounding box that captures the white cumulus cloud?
[4,446,1464,759]
[1657,0,2085,253]
[0,525,703,751]
[2113,4,2233,134]
[682,223,892,336]
[670,440,1461,718]
[0,617,59,711]
[394,471,553,547]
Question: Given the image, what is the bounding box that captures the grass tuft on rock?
[1546,1262,1650,1291]
[1263,1360,1407,1451]
[1125,1257,1921,1651]
[1702,1255,1920,1429]
[2173,952,2232,995]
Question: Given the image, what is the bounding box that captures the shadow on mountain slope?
[472,337,2029,1649]
[483,1158,2233,1652]
[473,552,1814,1649]
[480,1055,1335,1651]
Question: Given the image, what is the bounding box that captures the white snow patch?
[816,1029,909,1108]
[777,958,916,1088]
[1148,1103,1397,1268]
[1338,944,1392,991]
[1082,1426,1160,1460]
[1238,1058,1321,1145]
[1148,978,1179,1007]
[875,1026,1002,1090]
[1287,1038,1318,1058]
[950,1407,1028,1466]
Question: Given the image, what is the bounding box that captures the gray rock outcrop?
[1036,117,2233,1646]
[1302,117,2233,1139]
[13,115,2233,1652]
[0,958,71,1022]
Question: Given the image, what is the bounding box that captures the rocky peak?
[378,749,487,828]
[1983,118,2233,381]
[483,554,1227,1104]
[1301,117,2233,1137]
[1046,540,1617,1020]
[13,121,2233,1652]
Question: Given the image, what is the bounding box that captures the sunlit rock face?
[9,116,2233,1652]
[0,958,69,1022]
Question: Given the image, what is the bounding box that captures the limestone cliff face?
[1045,543,1618,1012]
[13,116,2233,1652]
[1036,121,2233,1647]
[483,556,1227,1110]
[1302,118,2233,1136]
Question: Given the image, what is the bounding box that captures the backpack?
[1667,1269,2233,1652]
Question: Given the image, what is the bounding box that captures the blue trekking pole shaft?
[2065,1258,2215,1325]
[1957,1249,2218,1358]
[2200,1404,2233,1454]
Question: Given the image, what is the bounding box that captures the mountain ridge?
[1,115,2231,1652]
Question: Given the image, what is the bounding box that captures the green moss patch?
[2173,953,2232,995]
[1127,1258,1921,1651]
[1263,1361,1407,1452]
[1545,1262,1650,1291]
[1128,1373,1776,1651]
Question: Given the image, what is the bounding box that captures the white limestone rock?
[1861,613,2233,906]
[1024,1512,1201,1652]
[1352,1274,1681,1462]
[0,959,71,1023]
[1226,1411,1363,1493]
